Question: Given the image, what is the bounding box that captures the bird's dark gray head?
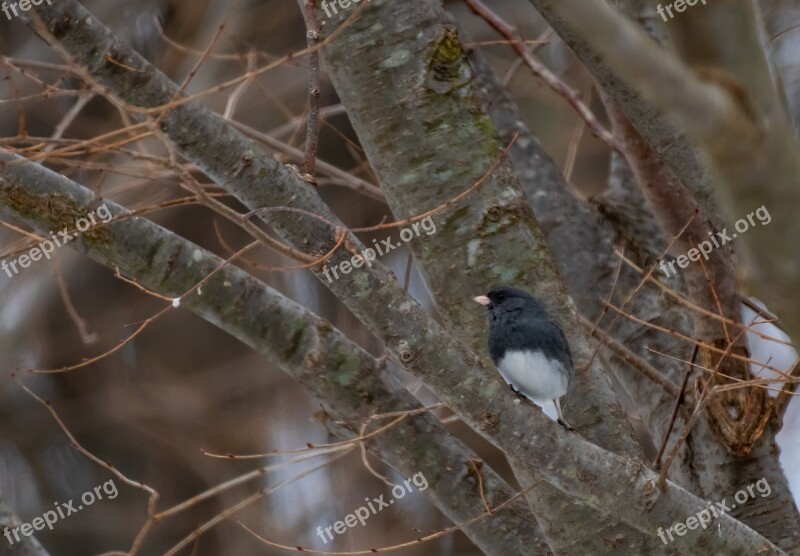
[473,286,545,316]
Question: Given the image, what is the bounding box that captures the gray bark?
[306,1,655,552]
[0,149,544,555]
[521,0,800,549]
[0,495,50,556]
[527,0,800,347]
[5,0,796,553]
[757,0,800,132]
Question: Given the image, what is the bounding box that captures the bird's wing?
[547,321,577,402]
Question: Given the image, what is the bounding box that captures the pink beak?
[473,295,491,306]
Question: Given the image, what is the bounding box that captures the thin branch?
[653,345,696,470]
[579,314,680,397]
[465,0,622,152]
[303,0,321,176]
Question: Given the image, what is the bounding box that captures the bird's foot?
[509,384,527,401]
[557,418,575,432]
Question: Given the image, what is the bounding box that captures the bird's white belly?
[497,349,568,402]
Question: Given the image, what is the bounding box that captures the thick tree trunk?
[1,0,795,553]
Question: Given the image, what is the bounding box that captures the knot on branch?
[479,410,498,430]
[699,340,772,457]
[397,340,415,363]
[424,26,472,95]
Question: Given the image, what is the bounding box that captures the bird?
[474,286,575,429]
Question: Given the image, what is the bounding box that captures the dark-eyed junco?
[474,286,575,429]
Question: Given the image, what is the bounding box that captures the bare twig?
[465,0,622,152]
[303,0,321,177]
[579,314,680,397]
[653,344,696,470]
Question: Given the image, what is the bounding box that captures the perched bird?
[474,286,575,429]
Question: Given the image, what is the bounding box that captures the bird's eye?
[496,293,505,301]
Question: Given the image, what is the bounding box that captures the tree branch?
[0,149,544,555]
[0,493,50,556]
